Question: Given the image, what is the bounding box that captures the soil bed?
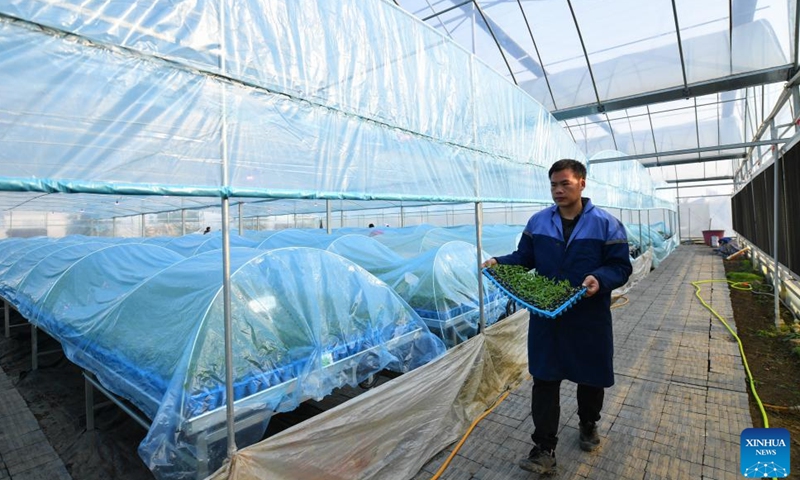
[723,256,800,477]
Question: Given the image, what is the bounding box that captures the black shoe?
[579,421,600,452]
[518,444,557,474]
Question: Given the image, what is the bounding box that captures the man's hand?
[481,257,498,269]
[582,275,600,297]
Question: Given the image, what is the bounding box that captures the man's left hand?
[582,275,600,297]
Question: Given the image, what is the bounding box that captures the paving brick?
[416,247,751,480]
[10,459,71,480]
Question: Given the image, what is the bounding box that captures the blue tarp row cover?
[0,236,447,479]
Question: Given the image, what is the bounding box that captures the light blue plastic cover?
[0,238,445,479]
[0,239,88,302]
[255,230,333,250]
[624,222,679,269]
[13,243,114,319]
[327,236,506,346]
[162,232,258,256]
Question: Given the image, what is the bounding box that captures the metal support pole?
[31,325,38,371]
[181,209,186,236]
[221,198,236,455]
[219,3,237,457]
[647,210,652,251]
[793,84,800,134]
[688,207,692,242]
[340,209,344,228]
[238,203,244,235]
[474,202,485,334]
[141,214,145,237]
[83,372,150,429]
[638,210,643,255]
[668,210,672,237]
[112,217,117,237]
[400,206,405,228]
[4,301,10,338]
[675,182,682,243]
[85,375,95,431]
[326,200,332,234]
[771,120,782,327]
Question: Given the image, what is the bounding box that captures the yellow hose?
[431,281,769,480]
[611,295,629,309]
[429,389,512,480]
[691,280,770,429]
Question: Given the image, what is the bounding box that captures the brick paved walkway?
[0,364,71,480]
[416,245,751,480]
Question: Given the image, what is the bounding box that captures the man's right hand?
[481,257,498,268]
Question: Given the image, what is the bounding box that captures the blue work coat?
[495,198,632,387]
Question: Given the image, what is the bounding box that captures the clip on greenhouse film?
[481,269,586,319]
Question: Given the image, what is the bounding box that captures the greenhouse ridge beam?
[589,139,786,164]
[640,154,745,168]
[656,184,733,191]
[550,66,792,120]
[664,175,733,184]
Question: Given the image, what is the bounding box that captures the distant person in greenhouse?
[202,226,211,235]
[482,158,632,474]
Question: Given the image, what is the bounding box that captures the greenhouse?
[0,1,798,480]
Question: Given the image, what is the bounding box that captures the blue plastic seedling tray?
[481,268,586,319]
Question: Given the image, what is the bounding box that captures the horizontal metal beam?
[421,0,471,21]
[552,65,793,120]
[674,193,733,199]
[640,154,745,167]
[664,175,733,184]
[655,182,733,190]
[589,139,785,164]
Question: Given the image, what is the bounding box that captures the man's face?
[550,169,585,209]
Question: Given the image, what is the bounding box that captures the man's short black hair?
[549,159,586,180]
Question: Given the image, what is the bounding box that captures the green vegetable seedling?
[484,264,582,313]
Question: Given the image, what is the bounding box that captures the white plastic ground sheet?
[208,309,530,480]
[613,249,653,298]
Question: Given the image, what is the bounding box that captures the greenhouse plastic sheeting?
[255,229,334,250]
[624,223,678,269]
[0,237,56,276]
[368,226,440,258]
[652,234,679,269]
[11,243,115,319]
[0,238,89,303]
[0,0,671,213]
[208,307,530,480]
[325,235,406,278]
[330,237,505,346]
[0,239,445,479]
[162,232,258,256]
[364,224,521,260]
[613,249,653,298]
[587,151,675,209]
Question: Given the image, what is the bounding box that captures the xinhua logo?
[740,428,790,478]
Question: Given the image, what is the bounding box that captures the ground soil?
[723,256,800,478]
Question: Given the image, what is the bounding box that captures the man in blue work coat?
[482,159,632,474]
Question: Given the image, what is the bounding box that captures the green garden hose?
[691,279,770,428]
